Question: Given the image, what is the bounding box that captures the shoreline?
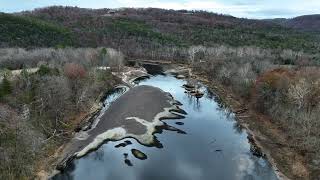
[36,67,149,179]
[37,65,308,180]
[38,67,183,179]
[190,69,309,180]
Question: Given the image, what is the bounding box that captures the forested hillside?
[0,13,74,47]
[268,14,320,32]
[4,6,319,55]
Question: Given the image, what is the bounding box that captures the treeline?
[118,44,319,177]
[0,47,124,70]
[2,7,318,54]
[0,48,123,179]
[187,45,320,177]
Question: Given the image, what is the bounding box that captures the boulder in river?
[131,149,148,160]
[195,92,204,99]
[182,84,195,89]
[175,122,184,125]
[176,75,185,79]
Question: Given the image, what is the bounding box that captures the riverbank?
[37,67,185,179]
[189,69,310,180]
[35,67,149,179]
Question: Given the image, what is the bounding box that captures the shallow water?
[54,75,278,180]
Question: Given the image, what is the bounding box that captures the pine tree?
[0,76,12,97]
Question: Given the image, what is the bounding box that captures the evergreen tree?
[0,76,12,97]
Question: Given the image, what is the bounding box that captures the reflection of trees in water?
[205,87,230,112]
[123,153,133,167]
[206,87,216,99]
[239,154,276,180]
[155,122,187,135]
[184,91,202,112]
[194,98,201,112]
[233,121,244,134]
[186,92,194,106]
[93,148,105,161]
[53,161,76,180]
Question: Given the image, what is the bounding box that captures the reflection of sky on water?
[54,75,278,180]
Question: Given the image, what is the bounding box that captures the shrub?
[64,63,86,79]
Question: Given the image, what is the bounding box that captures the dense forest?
[0,13,74,47]
[0,6,320,179]
[1,6,319,55]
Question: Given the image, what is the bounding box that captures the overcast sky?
[1,0,320,19]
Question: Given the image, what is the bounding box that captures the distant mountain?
[285,15,320,31]
[1,6,319,54]
[266,14,320,32]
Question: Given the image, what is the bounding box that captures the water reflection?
[54,75,278,180]
[124,155,133,167]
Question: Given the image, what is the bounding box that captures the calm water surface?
[54,75,278,180]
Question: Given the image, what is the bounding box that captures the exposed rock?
[55,85,186,172]
[182,84,195,89]
[131,149,148,160]
[115,143,127,148]
[176,75,185,79]
[175,122,184,125]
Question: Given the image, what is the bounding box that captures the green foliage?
[0,77,12,98]
[0,69,12,78]
[101,48,107,56]
[183,26,320,53]
[37,65,60,76]
[0,13,75,47]
[96,69,112,82]
[106,19,184,46]
[2,8,320,53]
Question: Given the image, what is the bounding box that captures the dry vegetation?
[1,45,319,179]
[188,45,320,178]
[1,6,320,179]
[0,48,123,179]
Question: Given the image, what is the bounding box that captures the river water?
[54,75,278,180]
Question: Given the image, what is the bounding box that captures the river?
[53,75,278,180]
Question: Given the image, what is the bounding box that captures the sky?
[0,0,320,19]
